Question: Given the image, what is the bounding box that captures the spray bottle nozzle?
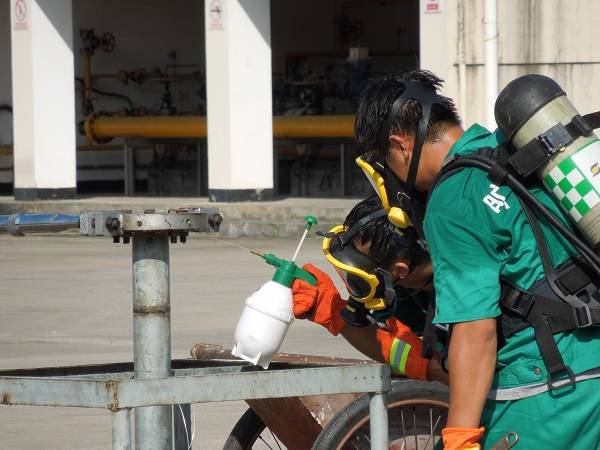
[251,251,284,270]
[249,215,319,288]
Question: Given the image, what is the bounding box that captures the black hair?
[354,70,461,156]
[343,195,427,269]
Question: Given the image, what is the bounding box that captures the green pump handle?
[260,253,317,287]
[304,215,318,229]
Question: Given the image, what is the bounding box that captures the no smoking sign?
[14,0,29,30]
[209,0,224,30]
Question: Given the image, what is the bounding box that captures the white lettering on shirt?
[483,184,510,214]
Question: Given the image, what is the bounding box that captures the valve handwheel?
[101,32,116,53]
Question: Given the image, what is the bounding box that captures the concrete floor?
[0,234,365,449]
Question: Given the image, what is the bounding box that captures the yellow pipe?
[85,114,355,142]
[86,115,208,140]
[273,115,355,138]
[81,50,93,102]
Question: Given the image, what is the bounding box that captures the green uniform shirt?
[424,124,600,390]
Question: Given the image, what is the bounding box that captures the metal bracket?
[79,208,223,243]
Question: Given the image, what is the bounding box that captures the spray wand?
[250,215,318,287]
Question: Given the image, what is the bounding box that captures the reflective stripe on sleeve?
[389,338,412,376]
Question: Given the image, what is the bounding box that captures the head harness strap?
[377,80,446,200]
[317,209,388,245]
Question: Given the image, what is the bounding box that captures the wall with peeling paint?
[421,0,600,127]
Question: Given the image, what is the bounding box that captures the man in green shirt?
[354,70,600,449]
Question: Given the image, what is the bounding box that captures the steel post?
[174,404,192,450]
[124,144,136,196]
[111,409,132,450]
[132,233,172,450]
[339,143,346,197]
[368,392,389,450]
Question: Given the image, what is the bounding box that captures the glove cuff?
[441,427,485,450]
[327,294,347,335]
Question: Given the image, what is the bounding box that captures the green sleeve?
[424,210,503,324]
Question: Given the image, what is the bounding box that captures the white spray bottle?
[232,216,318,368]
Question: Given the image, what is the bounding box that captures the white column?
[484,0,498,130]
[10,0,76,200]
[205,0,274,202]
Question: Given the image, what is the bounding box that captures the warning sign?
[421,0,444,14]
[13,0,29,30]
[209,0,224,31]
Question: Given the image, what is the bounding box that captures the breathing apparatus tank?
[495,74,600,251]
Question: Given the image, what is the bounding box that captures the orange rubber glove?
[291,263,346,335]
[442,427,485,450]
[376,317,429,380]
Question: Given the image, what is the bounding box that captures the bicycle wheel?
[223,407,287,450]
[224,379,448,450]
[311,379,449,450]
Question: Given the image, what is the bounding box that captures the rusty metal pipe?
[85,114,355,142]
[82,50,93,103]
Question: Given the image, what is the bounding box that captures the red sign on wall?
[14,0,29,30]
[422,0,444,14]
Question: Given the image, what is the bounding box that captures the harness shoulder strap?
[429,145,513,201]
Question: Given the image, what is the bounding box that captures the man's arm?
[341,321,449,384]
[446,318,497,427]
[340,322,380,361]
[293,264,448,383]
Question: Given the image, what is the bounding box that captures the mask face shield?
[355,155,391,211]
[323,225,379,302]
[321,223,400,311]
[355,152,415,231]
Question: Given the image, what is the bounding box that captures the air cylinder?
[495,74,600,250]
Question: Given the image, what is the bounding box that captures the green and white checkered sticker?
[544,156,600,222]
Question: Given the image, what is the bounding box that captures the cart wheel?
[312,379,449,450]
[224,379,448,450]
[223,407,285,450]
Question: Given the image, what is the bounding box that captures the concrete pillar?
[10,0,76,200]
[204,0,274,202]
[0,4,12,148]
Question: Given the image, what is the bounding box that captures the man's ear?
[389,133,414,156]
[391,260,411,280]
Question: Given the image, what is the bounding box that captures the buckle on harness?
[537,123,574,156]
[502,291,534,317]
[547,365,576,391]
[573,303,593,328]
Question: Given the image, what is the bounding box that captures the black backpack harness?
[424,113,600,390]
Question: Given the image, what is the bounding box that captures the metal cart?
[0,210,391,450]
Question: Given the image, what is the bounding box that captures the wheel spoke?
[401,408,408,450]
[430,408,433,449]
[270,429,283,450]
[413,408,418,450]
[362,430,371,444]
[422,408,443,450]
[258,435,275,450]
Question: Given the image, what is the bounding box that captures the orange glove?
[442,427,485,450]
[376,317,429,380]
[291,263,346,335]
